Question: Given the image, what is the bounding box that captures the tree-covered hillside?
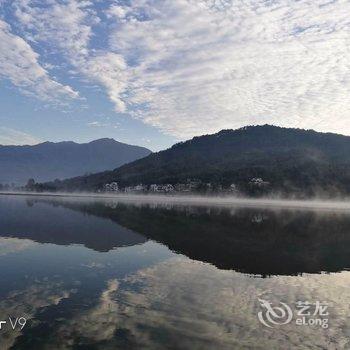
[43,125,350,197]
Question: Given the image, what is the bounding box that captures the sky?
[0,0,350,151]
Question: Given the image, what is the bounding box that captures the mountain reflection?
[2,196,350,350]
[12,197,350,276]
[0,197,146,252]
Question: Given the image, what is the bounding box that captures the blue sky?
[0,0,350,150]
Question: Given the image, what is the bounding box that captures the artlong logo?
[258,298,293,328]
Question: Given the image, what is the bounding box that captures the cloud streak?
[0,19,78,102]
[4,0,350,138]
[105,0,350,138]
[13,0,128,112]
[0,127,40,145]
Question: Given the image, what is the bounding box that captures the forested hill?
[45,125,350,197]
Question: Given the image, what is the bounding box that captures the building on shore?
[249,178,270,188]
[104,182,119,192]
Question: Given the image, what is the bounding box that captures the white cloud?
[13,0,128,112]
[0,127,41,145]
[82,52,127,112]
[87,120,120,128]
[104,0,350,138]
[8,0,350,138]
[106,4,127,20]
[87,121,108,127]
[0,19,79,102]
[13,0,97,62]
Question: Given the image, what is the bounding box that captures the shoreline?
[1,191,350,211]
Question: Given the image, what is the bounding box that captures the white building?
[104,182,119,192]
[249,178,270,187]
[162,184,174,192]
[229,183,238,192]
[149,184,159,192]
[149,184,174,192]
[124,184,147,192]
[134,184,146,191]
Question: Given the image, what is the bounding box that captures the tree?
[26,178,36,191]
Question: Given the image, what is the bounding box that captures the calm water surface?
[0,195,350,349]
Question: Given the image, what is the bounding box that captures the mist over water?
[3,191,350,212]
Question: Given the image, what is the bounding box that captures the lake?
[0,194,349,349]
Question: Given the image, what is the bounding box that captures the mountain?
[0,138,151,184]
[44,125,350,197]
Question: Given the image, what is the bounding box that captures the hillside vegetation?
[44,125,350,198]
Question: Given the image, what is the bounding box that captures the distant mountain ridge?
[0,138,151,184]
[50,125,350,197]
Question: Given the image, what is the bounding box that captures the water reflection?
[1,195,350,350]
[17,197,350,276]
[11,258,350,350]
[0,197,146,251]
